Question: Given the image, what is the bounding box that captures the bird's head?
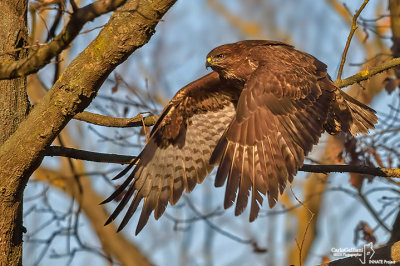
[206,43,251,81]
[206,44,237,69]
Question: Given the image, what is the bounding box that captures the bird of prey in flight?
[102,40,377,235]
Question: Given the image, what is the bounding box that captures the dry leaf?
[320,255,330,264]
[357,221,376,245]
[252,242,268,253]
[350,173,364,190]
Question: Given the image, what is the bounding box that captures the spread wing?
[102,72,239,234]
[210,51,334,221]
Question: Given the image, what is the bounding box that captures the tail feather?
[325,89,377,136]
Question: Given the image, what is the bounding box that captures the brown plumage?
[102,40,377,234]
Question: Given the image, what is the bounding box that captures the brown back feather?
[104,40,377,234]
[103,72,239,234]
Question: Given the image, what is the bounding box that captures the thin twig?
[336,0,369,80]
[335,57,400,88]
[0,43,47,56]
[358,191,391,232]
[183,196,254,245]
[290,185,315,266]
[0,0,127,80]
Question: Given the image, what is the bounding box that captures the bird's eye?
[215,53,225,59]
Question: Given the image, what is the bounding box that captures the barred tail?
[325,89,377,136]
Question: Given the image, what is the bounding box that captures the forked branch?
[0,0,126,80]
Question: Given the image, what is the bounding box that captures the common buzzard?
[103,40,377,234]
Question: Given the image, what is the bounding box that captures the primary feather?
[103,40,377,234]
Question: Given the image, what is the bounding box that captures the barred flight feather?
[104,40,377,234]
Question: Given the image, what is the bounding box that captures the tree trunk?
[0,0,176,264]
[0,1,29,265]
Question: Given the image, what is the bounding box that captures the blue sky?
[24,1,395,265]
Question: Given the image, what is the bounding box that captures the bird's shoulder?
[245,42,328,80]
[151,72,240,142]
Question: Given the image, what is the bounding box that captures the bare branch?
[388,210,400,244]
[74,111,158,127]
[45,146,134,164]
[0,0,127,80]
[290,185,315,266]
[335,57,400,88]
[0,4,177,254]
[45,146,400,178]
[336,0,369,80]
[33,166,152,266]
[300,164,400,178]
[357,191,391,232]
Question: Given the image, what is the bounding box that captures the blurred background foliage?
[25,1,399,265]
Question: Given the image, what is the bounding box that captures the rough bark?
[0,2,29,145]
[0,0,176,264]
[28,69,151,265]
[0,1,30,265]
[0,0,127,80]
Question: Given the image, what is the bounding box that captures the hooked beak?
[205,57,212,69]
